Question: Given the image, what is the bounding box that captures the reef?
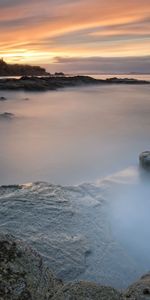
[0,75,149,91]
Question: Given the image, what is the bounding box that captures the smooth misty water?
[0,84,150,185]
[0,83,150,289]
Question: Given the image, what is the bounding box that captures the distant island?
[0,58,50,76]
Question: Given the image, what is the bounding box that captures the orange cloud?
[0,0,149,64]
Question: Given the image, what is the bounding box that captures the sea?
[0,74,150,289]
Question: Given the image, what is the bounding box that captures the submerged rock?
[0,96,7,101]
[0,233,62,300]
[139,151,150,171]
[0,112,14,119]
[51,281,123,300]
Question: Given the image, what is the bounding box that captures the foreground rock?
[0,76,149,91]
[0,233,61,300]
[124,273,150,299]
[1,233,150,300]
[51,281,122,300]
[139,151,150,171]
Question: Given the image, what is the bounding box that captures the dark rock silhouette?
[0,76,149,91]
[0,96,7,101]
[0,112,15,119]
[0,58,49,76]
[54,72,65,76]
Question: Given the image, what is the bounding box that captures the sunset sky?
[0,0,150,73]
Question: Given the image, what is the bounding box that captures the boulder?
[51,281,123,300]
[0,233,62,300]
[139,151,150,171]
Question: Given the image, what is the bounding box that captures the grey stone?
[0,233,62,300]
[51,281,123,300]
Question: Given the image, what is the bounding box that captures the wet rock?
[0,76,149,91]
[0,59,49,76]
[54,72,65,76]
[0,233,62,300]
[51,281,123,300]
[0,112,14,119]
[139,151,150,171]
[0,96,7,101]
[23,97,29,101]
[124,273,150,299]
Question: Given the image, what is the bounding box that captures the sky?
[0,0,150,73]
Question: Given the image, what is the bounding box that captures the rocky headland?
[0,233,150,300]
[0,59,49,77]
[0,76,149,92]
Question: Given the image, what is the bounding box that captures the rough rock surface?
[51,281,123,300]
[124,273,150,299]
[139,151,150,171]
[0,233,62,300]
[1,233,150,300]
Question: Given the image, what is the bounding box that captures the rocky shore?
[0,76,149,91]
[0,233,150,300]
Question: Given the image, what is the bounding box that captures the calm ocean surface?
[0,77,149,185]
[0,77,150,289]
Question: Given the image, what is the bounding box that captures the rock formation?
[124,273,150,299]
[0,233,62,300]
[1,233,150,299]
[52,281,123,300]
[0,112,14,119]
[0,76,149,92]
[0,59,49,76]
[139,151,150,171]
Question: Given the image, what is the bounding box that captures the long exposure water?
[0,81,150,289]
[0,83,150,185]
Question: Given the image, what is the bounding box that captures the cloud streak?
[0,0,149,72]
[47,56,150,74]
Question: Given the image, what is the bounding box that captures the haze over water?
[0,82,150,288]
[0,82,150,185]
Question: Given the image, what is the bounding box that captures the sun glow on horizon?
[0,0,149,70]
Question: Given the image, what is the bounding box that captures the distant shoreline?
[0,75,149,92]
